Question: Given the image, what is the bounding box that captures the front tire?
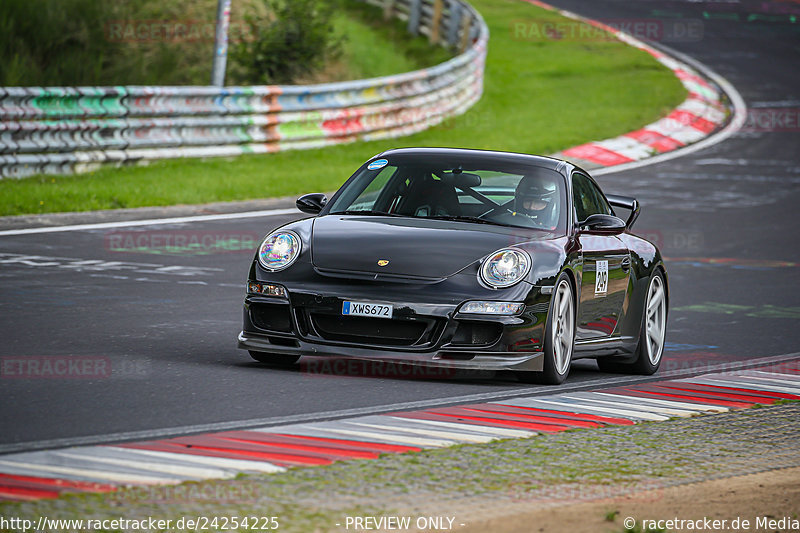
[248,350,301,367]
[597,269,667,375]
[518,273,575,385]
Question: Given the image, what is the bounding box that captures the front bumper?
[238,279,550,372]
[238,331,543,371]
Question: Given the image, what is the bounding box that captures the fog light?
[459,301,524,315]
[247,282,287,298]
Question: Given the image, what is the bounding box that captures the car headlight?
[479,248,531,288]
[258,230,301,271]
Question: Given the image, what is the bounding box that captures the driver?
[512,174,558,228]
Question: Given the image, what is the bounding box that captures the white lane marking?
[695,158,750,166]
[51,450,230,480]
[3,352,798,456]
[90,274,130,281]
[0,208,299,237]
[386,417,534,439]
[592,392,726,413]
[344,421,495,444]
[594,43,747,177]
[564,393,697,417]
[0,459,176,484]
[109,448,284,473]
[0,253,222,276]
[750,100,800,108]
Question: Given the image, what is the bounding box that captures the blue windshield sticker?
[367,159,388,171]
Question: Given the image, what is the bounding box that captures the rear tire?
[518,273,575,385]
[597,269,667,375]
[248,350,301,367]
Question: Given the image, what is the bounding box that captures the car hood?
[311,215,549,280]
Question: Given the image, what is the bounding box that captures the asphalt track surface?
[1,0,798,451]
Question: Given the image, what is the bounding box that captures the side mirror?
[296,193,327,214]
[578,214,627,235]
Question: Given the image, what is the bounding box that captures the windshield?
[327,158,568,234]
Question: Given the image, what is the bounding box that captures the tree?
[232,0,343,85]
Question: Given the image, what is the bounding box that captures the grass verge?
[310,2,453,83]
[0,0,687,216]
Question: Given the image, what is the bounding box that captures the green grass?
[321,2,452,82]
[237,1,453,85]
[0,0,687,216]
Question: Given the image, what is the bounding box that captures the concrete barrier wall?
[0,0,488,178]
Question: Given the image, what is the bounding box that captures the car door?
[572,171,631,341]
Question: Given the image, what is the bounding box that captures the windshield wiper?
[428,215,515,227]
[332,210,406,217]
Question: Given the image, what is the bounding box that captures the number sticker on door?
[595,260,608,297]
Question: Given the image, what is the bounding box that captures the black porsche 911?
[238,148,668,384]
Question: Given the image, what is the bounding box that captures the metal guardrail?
[0,0,488,178]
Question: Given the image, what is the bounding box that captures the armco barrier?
[0,0,488,178]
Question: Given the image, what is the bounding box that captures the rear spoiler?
[606,194,641,229]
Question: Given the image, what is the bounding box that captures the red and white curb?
[2,361,799,502]
[524,0,735,170]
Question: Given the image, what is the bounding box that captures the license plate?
[342,301,393,319]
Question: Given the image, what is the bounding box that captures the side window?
[572,172,612,223]
[346,166,397,211]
